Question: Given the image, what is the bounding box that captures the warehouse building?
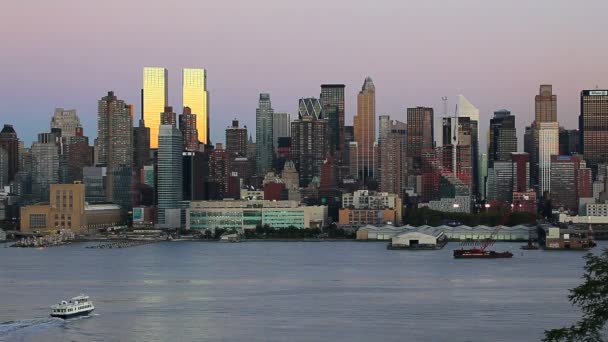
[357,224,534,241]
[389,226,448,249]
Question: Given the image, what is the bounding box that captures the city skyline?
[2,1,607,148]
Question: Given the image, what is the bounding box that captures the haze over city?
[2,0,607,148]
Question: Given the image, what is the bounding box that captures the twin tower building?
[142,67,209,148]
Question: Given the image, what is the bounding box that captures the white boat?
[50,294,95,319]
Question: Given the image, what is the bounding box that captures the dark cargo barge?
[453,248,513,259]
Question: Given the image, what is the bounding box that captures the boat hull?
[51,308,94,319]
[453,250,513,259]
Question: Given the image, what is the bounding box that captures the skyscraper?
[320,84,345,158]
[291,113,329,187]
[407,106,434,173]
[272,112,291,154]
[226,119,248,157]
[353,77,376,181]
[133,119,150,171]
[179,107,198,152]
[157,124,183,224]
[0,124,19,184]
[488,110,517,167]
[50,108,81,137]
[535,121,559,194]
[531,85,558,194]
[551,155,592,214]
[256,93,274,175]
[182,68,209,145]
[31,136,59,202]
[143,67,168,149]
[458,95,480,137]
[378,118,407,195]
[580,89,608,170]
[535,85,557,122]
[97,91,133,209]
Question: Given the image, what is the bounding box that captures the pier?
[85,239,160,249]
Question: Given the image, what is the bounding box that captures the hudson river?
[1,241,603,341]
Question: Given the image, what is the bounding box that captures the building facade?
[353,77,376,181]
[407,107,434,174]
[256,93,274,175]
[226,119,248,157]
[157,124,183,224]
[488,109,517,167]
[50,108,81,137]
[182,68,209,145]
[143,67,168,148]
[580,89,608,170]
[179,107,199,151]
[291,114,329,187]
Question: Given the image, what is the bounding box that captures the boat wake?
[0,318,64,337]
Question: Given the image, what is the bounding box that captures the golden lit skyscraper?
[182,68,209,144]
[353,77,375,181]
[143,67,168,148]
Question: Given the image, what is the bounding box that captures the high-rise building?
[97,91,133,210]
[182,68,209,145]
[0,124,19,184]
[157,124,183,224]
[353,77,376,181]
[558,128,581,156]
[143,67,168,149]
[488,110,517,167]
[272,112,291,154]
[291,113,329,187]
[160,106,177,126]
[531,85,558,193]
[407,107,434,173]
[535,121,559,194]
[458,95,480,137]
[256,93,274,175]
[133,119,150,171]
[226,119,248,157]
[379,119,407,195]
[442,117,478,193]
[580,89,608,170]
[320,84,345,158]
[551,155,592,214]
[210,144,229,198]
[179,107,198,151]
[0,148,8,187]
[50,108,81,137]
[535,85,557,122]
[182,151,206,201]
[31,138,59,202]
[298,98,324,120]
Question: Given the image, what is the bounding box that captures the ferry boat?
[50,295,95,319]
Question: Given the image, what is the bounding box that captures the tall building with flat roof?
[535,121,559,194]
[182,68,209,144]
[157,124,183,224]
[353,77,376,181]
[97,91,133,210]
[407,106,434,174]
[272,112,291,154]
[226,119,248,157]
[580,89,608,170]
[256,93,274,175]
[179,107,198,152]
[488,110,517,167]
[291,114,329,187]
[50,108,81,137]
[0,124,19,184]
[320,84,345,159]
[160,106,177,126]
[143,67,168,148]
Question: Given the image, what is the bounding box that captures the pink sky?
[1,0,607,150]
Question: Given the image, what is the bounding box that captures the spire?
[361,76,375,91]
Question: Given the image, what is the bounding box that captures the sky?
[1,0,607,151]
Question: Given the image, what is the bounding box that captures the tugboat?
[520,240,539,250]
[50,295,95,319]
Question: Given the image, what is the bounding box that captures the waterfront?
[0,241,603,342]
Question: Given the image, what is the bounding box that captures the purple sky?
[1,0,607,150]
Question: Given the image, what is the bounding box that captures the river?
[0,241,602,341]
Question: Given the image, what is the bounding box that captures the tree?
[544,249,608,342]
